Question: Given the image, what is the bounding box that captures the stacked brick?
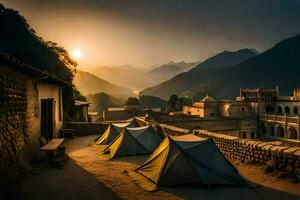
[0,66,30,189]
[195,130,300,176]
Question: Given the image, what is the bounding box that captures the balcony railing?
[260,113,299,125]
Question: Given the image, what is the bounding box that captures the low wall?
[157,123,300,176]
[63,122,108,136]
[159,124,190,136]
[194,130,300,176]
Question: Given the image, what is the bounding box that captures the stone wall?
[0,64,30,191]
[159,124,190,136]
[159,116,257,138]
[25,79,41,160]
[194,130,300,176]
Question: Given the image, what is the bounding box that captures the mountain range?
[73,70,135,98]
[89,61,200,91]
[140,33,300,100]
[148,61,201,83]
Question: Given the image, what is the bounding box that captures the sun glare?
[72,49,83,60]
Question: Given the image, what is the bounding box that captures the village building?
[88,111,100,122]
[178,88,300,141]
[103,105,162,121]
[75,100,91,122]
[238,88,300,140]
[0,53,68,182]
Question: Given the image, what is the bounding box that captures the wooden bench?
[40,139,66,168]
[40,138,65,151]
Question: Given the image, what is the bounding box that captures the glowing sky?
[1,0,299,70]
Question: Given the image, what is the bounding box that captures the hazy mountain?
[148,61,200,83]
[190,49,257,71]
[140,34,300,100]
[90,65,152,90]
[89,61,200,91]
[73,70,135,98]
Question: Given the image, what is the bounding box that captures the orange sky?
[1,0,299,70]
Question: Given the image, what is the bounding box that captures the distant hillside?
[190,48,257,71]
[148,61,200,83]
[89,61,200,91]
[141,35,300,100]
[73,70,135,97]
[90,65,151,90]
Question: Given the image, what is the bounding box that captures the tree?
[0,3,82,121]
[167,94,178,111]
[125,97,140,106]
[139,95,167,111]
[175,97,190,111]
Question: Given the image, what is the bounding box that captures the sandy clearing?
[65,135,300,200]
[15,135,300,200]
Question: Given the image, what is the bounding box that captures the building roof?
[192,102,203,108]
[75,100,91,106]
[108,107,125,111]
[202,95,216,102]
[88,112,99,116]
[0,52,71,86]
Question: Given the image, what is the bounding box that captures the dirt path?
[15,135,300,200]
[15,152,119,200]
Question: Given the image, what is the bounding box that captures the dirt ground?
[15,135,300,200]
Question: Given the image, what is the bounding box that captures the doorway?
[41,98,55,140]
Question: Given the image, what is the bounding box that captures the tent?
[95,119,139,145]
[102,126,162,158]
[131,134,248,191]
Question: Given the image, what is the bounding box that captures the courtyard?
[14,135,300,200]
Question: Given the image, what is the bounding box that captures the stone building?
[0,53,68,188]
[179,88,300,141]
[237,88,300,140]
[183,95,253,119]
[103,106,162,121]
[179,95,257,138]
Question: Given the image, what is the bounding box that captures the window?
[278,106,283,114]
[242,132,246,138]
[242,107,245,112]
[294,107,298,115]
[285,106,290,115]
[250,132,255,139]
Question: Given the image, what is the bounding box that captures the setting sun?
[72,49,83,60]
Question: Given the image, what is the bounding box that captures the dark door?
[41,99,55,140]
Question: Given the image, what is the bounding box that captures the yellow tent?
[102,126,162,158]
[95,119,139,145]
[130,134,247,191]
